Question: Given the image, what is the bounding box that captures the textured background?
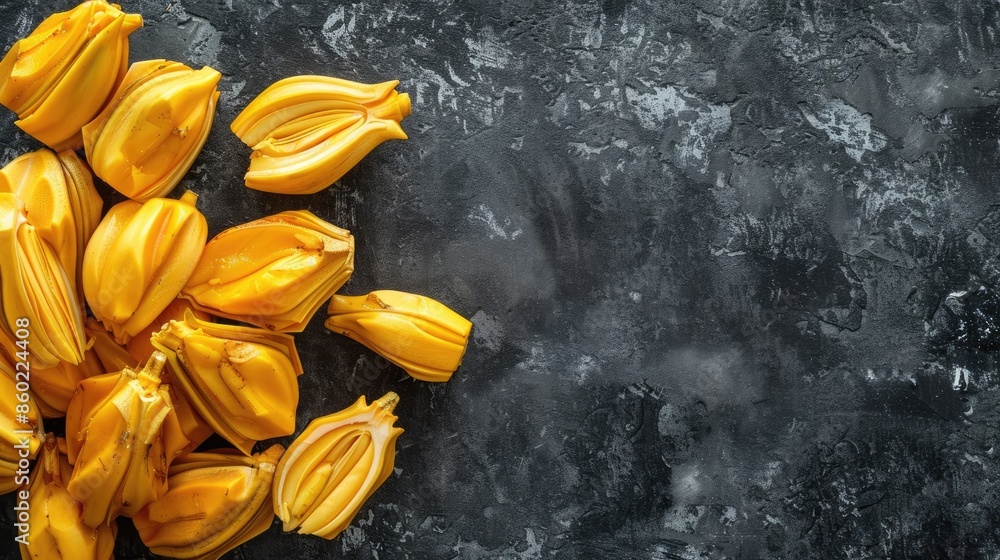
[3,0,1000,558]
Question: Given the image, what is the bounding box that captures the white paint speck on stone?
[800,98,887,162]
[464,27,513,70]
[467,204,523,240]
[624,82,732,174]
[568,142,608,158]
[322,6,356,56]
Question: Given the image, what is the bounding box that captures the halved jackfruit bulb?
[19,435,117,560]
[231,75,410,194]
[0,0,142,150]
[273,392,403,540]
[83,190,208,344]
[152,310,303,455]
[0,148,102,300]
[83,59,221,201]
[0,193,87,369]
[326,290,472,382]
[182,210,354,332]
[133,444,284,560]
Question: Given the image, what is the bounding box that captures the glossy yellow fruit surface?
[182,210,354,332]
[0,148,102,304]
[326,290,472,382]
[83,59,220,201]
[84,317,214,456]
[231,75,410,194]
[83,190,208,344]
[19,435,117,560]
[153,310,303,455]
[133,444,283,560]
[273,392,403,540]
[0,357,43,495]
[126,297,211,365]
[0,0,142,150]
[0,193,87,368]
[65,352,190,528]
[60,149,105,298]
[32,348,105,418]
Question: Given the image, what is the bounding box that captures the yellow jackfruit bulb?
[273,392,403,539]
[32,348,105,418]
[325,290,472,382]
[0,1,142,150]
[0,356,43,494]
[65,351,191,528]
[182,210,354,332]
[231,75,410,194]
[133,444,284,559]
[83,190,208,344]
[82,59,221,201]
[0,148,102,303]
[0,193,87,369]
[19,435,117,560]
[152,310,303,455]
[0,149,77,294]
[83,317,213,456]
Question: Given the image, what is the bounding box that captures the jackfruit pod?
[273,392,403,539]
[325,290,472,382]
[18,435,117,560]
[83,190,208,344]
[82,59,221,201]
[0,1,142,150]
[182,210,354,332]
[0,149,74,293]
[0,148,103,303]
[0,193,87,368]
[65,352,189,528]
[85,317,213,456]
[133,444,284,559]
[231,75,410,194]
[152,310,302,455]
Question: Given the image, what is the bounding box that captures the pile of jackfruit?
[0,2,471,559]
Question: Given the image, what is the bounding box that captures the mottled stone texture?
[2,0,1000,558]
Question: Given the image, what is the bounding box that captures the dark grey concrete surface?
[3,0,1000,558]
